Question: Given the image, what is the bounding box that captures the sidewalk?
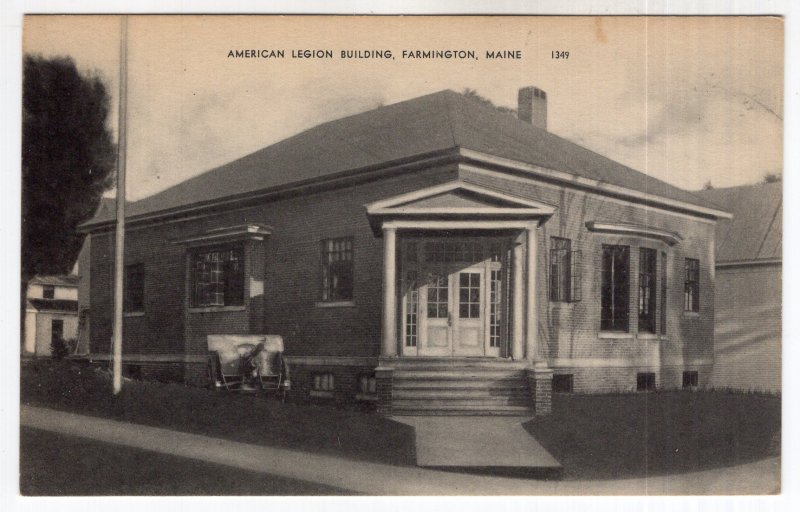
[20,405,780,495]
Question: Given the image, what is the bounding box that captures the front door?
[400,238,507,357]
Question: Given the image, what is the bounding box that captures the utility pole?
[112,15,128,395]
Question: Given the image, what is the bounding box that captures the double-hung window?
[321,237,353,302]
[638,248,657,333]
[684,258,700,312]
[191,245,244,307]
[549,237,581,302]
[601,245,630,331]
[124,263,145,312]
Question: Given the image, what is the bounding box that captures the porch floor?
[393,415,562,478]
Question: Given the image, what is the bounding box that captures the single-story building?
[79,87,730,414]
[696,182,782,393]
[23,275,79,357]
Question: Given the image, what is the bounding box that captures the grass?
[525,391,781,480]
[21,427,355,496]
[21,360,781,483]
[20,359,416,467]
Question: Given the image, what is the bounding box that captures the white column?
[512,233,525,361]
[526,224,539,363]
[381,227,398,357]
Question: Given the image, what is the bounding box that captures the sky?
[22,15,784,201]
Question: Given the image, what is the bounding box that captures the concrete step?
[393,370,527,380]
[392,404,534,416]
[394,379,528,390]
[386,358,529,370]
[393,397,531,407]
[393,388,529,400]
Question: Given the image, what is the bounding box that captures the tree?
[763,173,782,184]
[22,55,116,283]
[462,88,516,115]
[702,181,714,190]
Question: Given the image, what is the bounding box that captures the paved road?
[20,405,780,495]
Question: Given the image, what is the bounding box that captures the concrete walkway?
[393,416,561,477]
[20,405,780,495]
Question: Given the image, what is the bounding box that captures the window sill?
[309,390,335,398]
[683,311,701,318]
[124,311,145,318]
[598,332,634,339]
[314,301,356,308]
[188,305,246,314]
[355,393,378,401]
[637,333,663,340]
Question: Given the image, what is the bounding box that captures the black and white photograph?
[7,7,795,504]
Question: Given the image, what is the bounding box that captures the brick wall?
[88,159,717,394]
[459,167,716,391]
[88,164,458,376]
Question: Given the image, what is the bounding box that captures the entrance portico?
[366,180,555,363]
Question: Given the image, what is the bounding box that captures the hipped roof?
[84,89,718,228]
[695,182,782,263]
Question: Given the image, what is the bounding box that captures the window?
[124,263,145,312]
[489,269,502,348]
[552,374,574,393]
[358,373,377,394]
[321,238,353,301]
[42,285,55,299]
[684,258,700,312]
[601,245,630,331]
[660,252,667,335]
[638,248,657,333]
[637,372,656,391]
[404,271,418,347]
[312,373,335,391]
[549,238,581,302]
[458,272,481,319]
[191,245,244,307]
[683,371,699,388]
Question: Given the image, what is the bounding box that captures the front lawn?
[526,391,781,480]
[20,360,416,466]
[21,427,354,495]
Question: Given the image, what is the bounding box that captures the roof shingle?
[84,89,718,227]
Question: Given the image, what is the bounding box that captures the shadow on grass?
[21,360,416,467]
[524,391,781,480]
[21,427,358,496]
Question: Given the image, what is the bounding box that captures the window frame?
[549,237,582,303]
[124,263,145,313]
[638,248,657,333]
[42,285,55,299]
[600,244,631,332]
[684,258,700,313]
[320,237,354,303]
[189,244,245,308]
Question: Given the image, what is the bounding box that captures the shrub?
[50,336,69,360]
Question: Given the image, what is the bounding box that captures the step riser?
[392,389,530,400]
[387,364,532,416]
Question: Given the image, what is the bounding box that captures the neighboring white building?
[697,182,782,393]
[24,275,79,357]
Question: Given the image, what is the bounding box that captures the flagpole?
[112,15,128,395]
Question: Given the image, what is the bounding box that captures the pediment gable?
[366,181,555,216]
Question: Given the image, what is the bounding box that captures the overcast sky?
[23,15,783,201]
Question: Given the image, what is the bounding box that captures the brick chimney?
[517,86,547,130]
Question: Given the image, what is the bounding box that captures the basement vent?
[637,372,656,392]
[552,374,574,393]
[682,371,699,388]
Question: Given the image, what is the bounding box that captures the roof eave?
[458,148,733,220]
